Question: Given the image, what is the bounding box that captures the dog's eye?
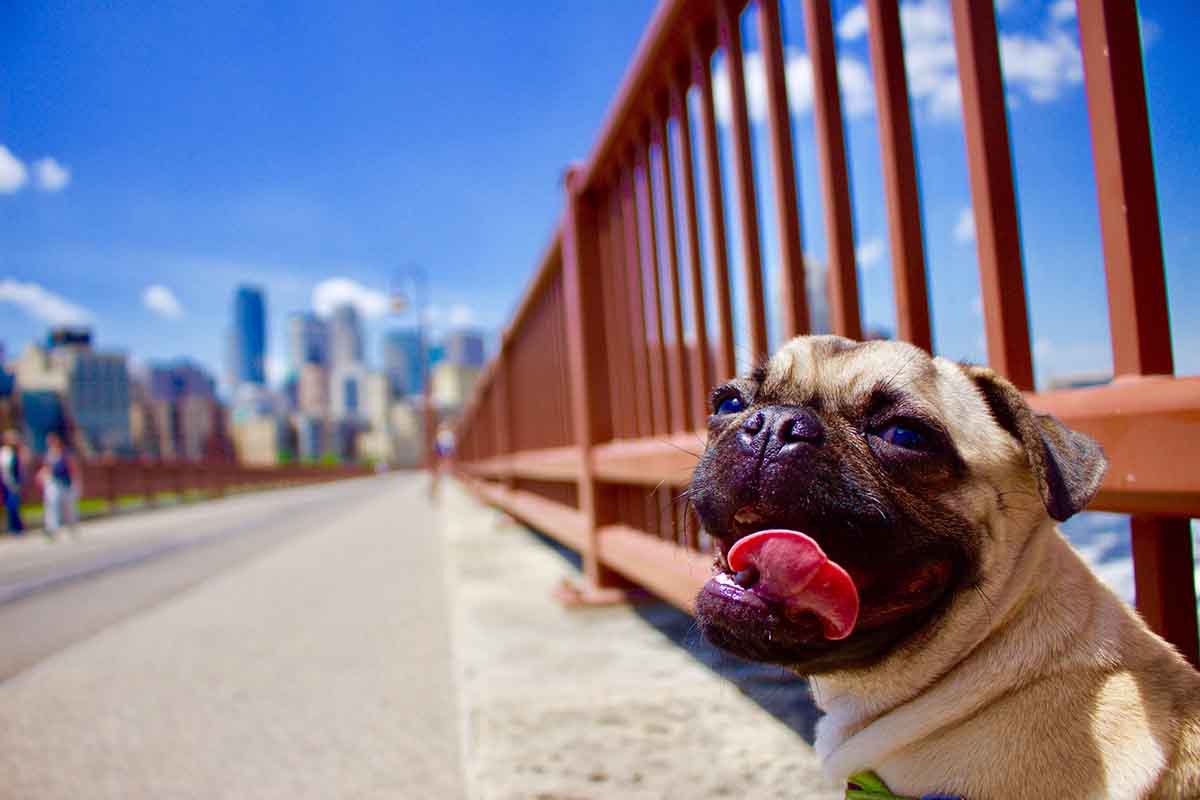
[713,394,745,415]
[877,422,931,450]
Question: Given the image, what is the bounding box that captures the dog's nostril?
[741,411,765,434]
[779,411,823,444]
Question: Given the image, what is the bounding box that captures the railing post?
[562,165,622,595]
[1077,0,1197,667]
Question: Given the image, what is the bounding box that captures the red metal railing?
[12,459,375,521]
[453,0,1199,666]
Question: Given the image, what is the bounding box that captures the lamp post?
[389,266,436,472]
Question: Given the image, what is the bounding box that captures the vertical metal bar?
[865,0,932,351]
[950,0,1034,390]
[670,77,714,430]
[495,349,514,488]
[562,167,619,587]
[654,111,692,432]
[758,0,810,338]
[621,163,655,439]
[1077,0,1173,378]
[636,139,672,436]
[803,0,862,341]
[718,0,769,360]
[692,31,737,382]
[607,185,636,440]
[1131,518,1199,668]
[1077,0,1195,666]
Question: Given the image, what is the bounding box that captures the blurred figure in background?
[38,432,80,537]
[0,429,24,534]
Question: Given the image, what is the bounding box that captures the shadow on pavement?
[526,528,822,744]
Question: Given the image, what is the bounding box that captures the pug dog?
[690,335,1200,799]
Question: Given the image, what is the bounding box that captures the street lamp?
[388,266,436,472]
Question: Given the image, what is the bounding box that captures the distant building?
[330,363,368,420]
[148,360,217,402]
[231,416,284,466]
[20,390,68,454]
[431,362,480,409]
[292,413,326,461]
[444,329,486,368]
[232,285,267,385]
[15,337,131,455]
[328,304,364,369]
[383,329,424,395]
[297,363,329,416]
[287,311,329,369]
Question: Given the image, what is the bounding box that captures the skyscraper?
[287,311,329,370]
[383,328,423,395]
[232,285,267,385]
[328,304,364,369]
[444,329,486,368]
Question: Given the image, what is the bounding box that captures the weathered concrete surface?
[441,481,839,800]
[0,474,464,799]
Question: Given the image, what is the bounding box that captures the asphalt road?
[0,472,465,799]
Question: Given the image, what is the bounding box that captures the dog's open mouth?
[697,512,958,670]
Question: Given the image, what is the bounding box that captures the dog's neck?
[809,516,1119,780]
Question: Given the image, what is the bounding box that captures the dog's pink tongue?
[728,529,859,640]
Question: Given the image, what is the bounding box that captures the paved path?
[0,473,464,799]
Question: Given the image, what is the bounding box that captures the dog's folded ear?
[963,366,1108,521]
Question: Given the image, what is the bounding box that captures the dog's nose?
[737,406,823,453]
[777,407,823,445]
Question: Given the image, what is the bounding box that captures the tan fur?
[763,336,1200,799]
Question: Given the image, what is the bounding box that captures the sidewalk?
[440,480,837,800]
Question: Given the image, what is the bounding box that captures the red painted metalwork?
[451,0,1198,666]
[620,164,654,439]
[802,0,862,341]
[691,30,737,383]
[950,0,1034,391]
[1077,0,1195,665]
[636,141,673,436]
[669,76,713,430]
[757,0,809,338]
[865,0,932,351]
[653,111,692,432]
[717,0,769,360]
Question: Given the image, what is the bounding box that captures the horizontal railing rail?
[453,0,1199,666]
[9,458,375,521]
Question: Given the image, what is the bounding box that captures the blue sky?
[1,0,1197,390]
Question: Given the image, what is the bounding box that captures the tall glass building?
[232,285,267,385]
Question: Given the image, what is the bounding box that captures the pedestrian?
[0,429,24,534]
[38,432,80,537]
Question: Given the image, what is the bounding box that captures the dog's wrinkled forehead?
[758,335,940,407]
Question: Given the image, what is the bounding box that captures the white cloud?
[836,0,1092,122]
[0,146,28,194]
[312,277,390,319]
[0,279,92,325]
[448,304,475,328]
[837,5,869,41]
[713,48,874,127]
[142,284,183,319]
[856,237,886,269]
[954,206,976,244]
[33,157,70,192]
[1049,0,1075,23]
[1000,30,1082,102]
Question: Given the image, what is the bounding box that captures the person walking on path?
[0,430,24,534]
[38,432,80,537]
